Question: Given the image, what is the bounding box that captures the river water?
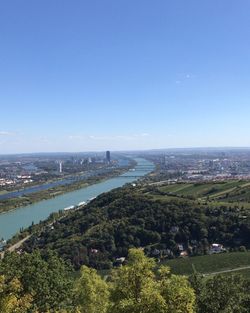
[0,160,129,201]
[0,158,154,240]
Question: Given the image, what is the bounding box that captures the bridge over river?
[0,158,154,240]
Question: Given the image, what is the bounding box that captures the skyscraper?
[106,151,111,163]
[59,161,63,173]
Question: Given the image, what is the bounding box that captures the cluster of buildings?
[57,151,111,173]
[0,175,33,187]
[0,151,113,190]
[154,150,250,182]
[148,242,226,261]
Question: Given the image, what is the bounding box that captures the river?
[0,159,129,201]
[0,158,154,240]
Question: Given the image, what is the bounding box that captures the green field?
[145,182,250,279]
[153,180,250,206]
[162,252,250,278]
[0,190,8,195]
[159,181,240,198]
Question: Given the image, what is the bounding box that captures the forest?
[0,248,249,312]
[22,183,250,269]
[1,181,250,311]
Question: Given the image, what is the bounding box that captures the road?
[204,265,250,276]
[0,235,31,259]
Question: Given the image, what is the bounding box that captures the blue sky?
[1,0,250,153]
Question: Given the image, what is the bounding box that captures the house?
[161,249,172,256]
[170,226,179,233]
[0,239,6,252]
[152,249,161,257]
[116,257,126,263]
[209,243,225,254]
[180,251,188,258]
[177,244,184,251]
[113,257,126,267]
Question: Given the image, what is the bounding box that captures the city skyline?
[1,1,250,153]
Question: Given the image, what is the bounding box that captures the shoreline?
[0,157,154,242]
[0,165,134,215]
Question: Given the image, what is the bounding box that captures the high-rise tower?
[59,161,63,173]
[106,151,111,163]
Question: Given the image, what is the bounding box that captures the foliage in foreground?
[0,251,73,312]
[74,248,195,313]
[74,266,109,313]
[0,275,32,313]
[190,272,250,313]
[0,248,250,313]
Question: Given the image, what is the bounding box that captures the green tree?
[190,273,249,313]
[109,248,195,313]
[159,266,196,313]
[74,265,109,313]
[0,251,73,312]
[0,275,32,313]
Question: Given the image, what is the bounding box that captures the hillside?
[164,251,250,277]
[155,180,250,203]
[22,182,250,270]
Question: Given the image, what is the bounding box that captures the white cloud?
[68,133,151,142]
[0,131,16,136]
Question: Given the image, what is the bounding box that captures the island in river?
[0,158,138,214]
[0,158,154,241]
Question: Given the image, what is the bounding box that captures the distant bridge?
[121,175,151,178]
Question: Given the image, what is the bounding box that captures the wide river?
[0,158,154,240]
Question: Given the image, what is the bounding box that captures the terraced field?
[162,252,250,278]
[144,181,250,279]
[157,180,250,203]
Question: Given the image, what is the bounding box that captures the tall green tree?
[159,266,196,313]
[0,251,73,312]
[190,273,249,313]
[74,265,109,313]
[109,248,195,313]
[0,275,32,313]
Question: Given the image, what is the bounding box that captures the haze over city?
[1,0,250,153]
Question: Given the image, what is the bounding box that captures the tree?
[109,248,195,313]
[190,273,249,313]
[159,266,196,313]
[0,251,73,312]
[74,265,109,313]
[0,275,32,313]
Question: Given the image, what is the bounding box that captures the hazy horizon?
[2,146,250,156]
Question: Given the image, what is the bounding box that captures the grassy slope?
[155,180,250,207]
[159,181,241,198]
[148,182,250,278]
[162,252,250,278]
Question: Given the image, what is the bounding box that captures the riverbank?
[0,235,31,259]
[0,166,133,214]
[0,159,137,201]
[0,158,154,241]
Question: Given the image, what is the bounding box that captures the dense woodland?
[0,248,249,312]
[22,184,250,269]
